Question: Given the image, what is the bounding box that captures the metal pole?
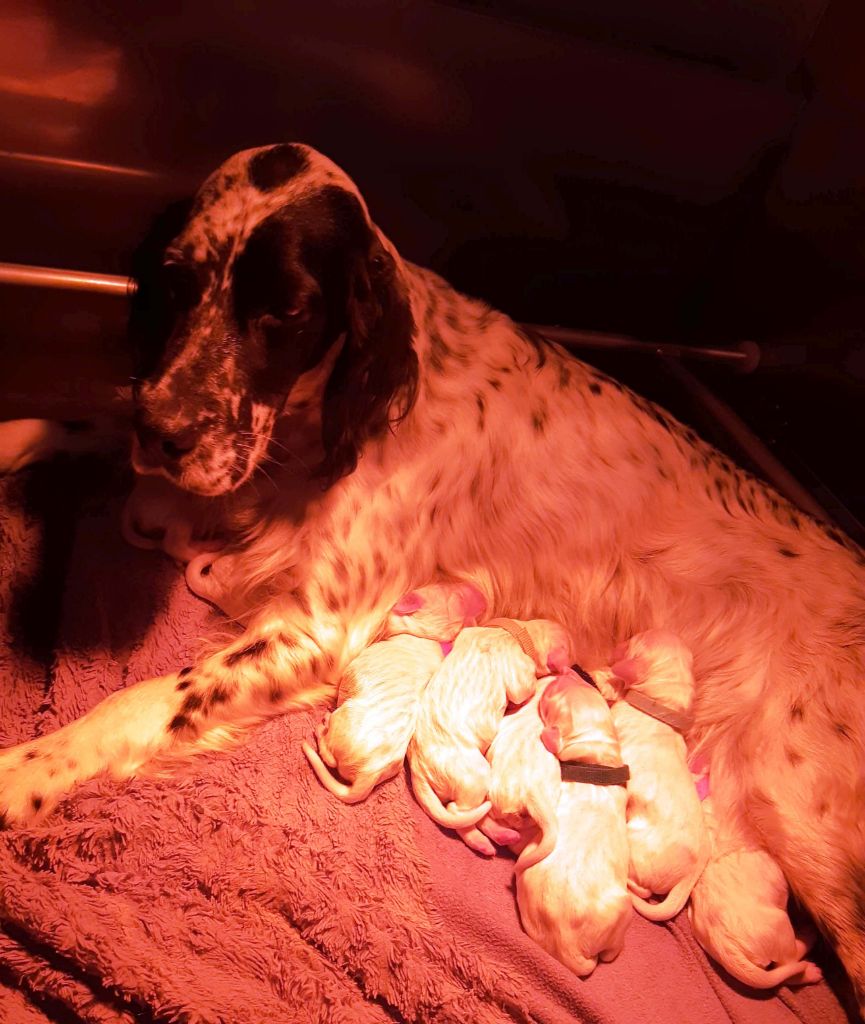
[0,262,137,297]
[0,260,761,373]
[524,322,760,373]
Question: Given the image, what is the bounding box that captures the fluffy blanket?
[0,458,854,1024]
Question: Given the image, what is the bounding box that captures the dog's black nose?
[135,416,200,467]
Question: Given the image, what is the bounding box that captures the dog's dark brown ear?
[319,240,418,484]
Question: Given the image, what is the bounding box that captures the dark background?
[0,0,863,535]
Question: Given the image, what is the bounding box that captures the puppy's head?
[387,582,487,642]
[538,671,621,764]
[610,629,695,713]
[131,143,417,496]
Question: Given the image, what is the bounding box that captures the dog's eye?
[161,261,201,312]
[258,309,308,347]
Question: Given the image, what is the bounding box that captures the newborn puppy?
[409,619,569,836]
[688,797,822,990]
[478,682,562,869]
[516,670,631,977]
[603,629,709,921]
[302,582,485,802]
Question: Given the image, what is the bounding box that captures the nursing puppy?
[408,619,569,835]
[303,582,484,802]
[688,797,822,990]
[516,670,631,977]
[477,682,562,867]
[602,629,709,921]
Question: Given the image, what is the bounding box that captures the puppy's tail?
[631,831,711,922]
[410,771,491,828]
[630,861,705,922]
[716,954,822,990]
[302,741,377,804]
[514,802,559,873]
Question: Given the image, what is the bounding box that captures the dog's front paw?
[0,741,78,827]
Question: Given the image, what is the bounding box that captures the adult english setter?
[1,143,864,1010]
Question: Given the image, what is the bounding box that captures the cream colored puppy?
[408,619,570,836]
[302,582,485,802]
[601,629,709,921]
[516,670,631,977]
[477,682,562,869]
[688,797,822,990]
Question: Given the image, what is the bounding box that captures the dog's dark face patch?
[133,149,385,496]
[249,144,310,191]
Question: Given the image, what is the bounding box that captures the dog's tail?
[302,741,379,804]
[410,771,491,828]
[514,799,559,873]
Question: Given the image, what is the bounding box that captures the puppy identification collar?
[624,690,693,733]
[487,617,540,667]
[560,762,630,786]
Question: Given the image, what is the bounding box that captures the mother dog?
[0,143,863,1010]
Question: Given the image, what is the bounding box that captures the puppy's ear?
[541,726,562,755]
[320,239,418,483]
[609,656,640,688]
[392,591,424,615]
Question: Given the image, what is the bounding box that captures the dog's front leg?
[0,595,384,827]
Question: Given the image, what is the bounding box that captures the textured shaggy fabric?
[0,460,856,1023]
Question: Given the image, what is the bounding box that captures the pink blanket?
[0,461,854,1023]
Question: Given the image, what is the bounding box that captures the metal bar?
[661,356,831,523]
[524,322,760,373]
[0,261,759,374]
[0,262,136,297]
[0,150,161,181]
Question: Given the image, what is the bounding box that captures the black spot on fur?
[269,683,285,703]
[225,638,270,668]
[488,376,503,391]
[785,746,803,767]
[208,686,230,707]
[291,588,313,617]
[532,408,547,434]
[835,721,853,741]
[650,408,674,433]
[475,392,486,431]
[176,679,192,691]
[373,551,387,577]
[248,144,309,191]
[179,666,193,678]
[31,795,42,812]
[778,546,800,558]
[790,700,805,722]
[168,714,191,733]
[24,751,37,761]
[588,382,602,396]
[181,692,204,714]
